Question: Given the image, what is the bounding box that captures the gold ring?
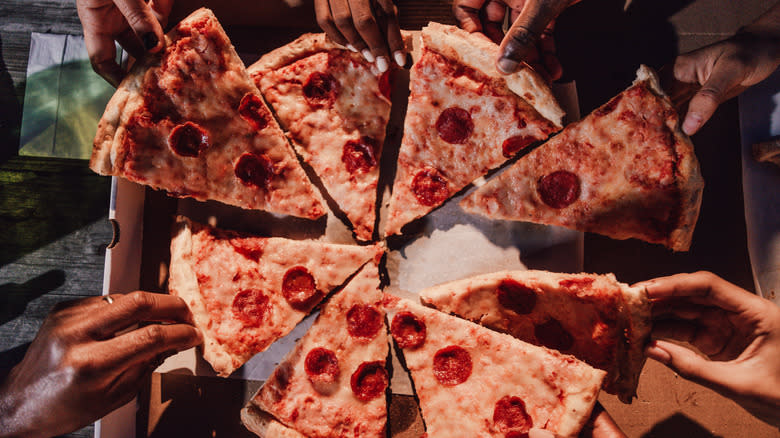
[103,295,114,304]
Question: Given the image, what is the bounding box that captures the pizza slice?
[242,262,388,438]
[419,270,651,403]
[384,294,605,438]
[384,22,564,236]
[168,216,383,376]
[91,8,326,219]
[248,33,402,240]
[461,65,705,251]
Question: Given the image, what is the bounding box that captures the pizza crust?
[422,22,564,128]
[241,404,307,438]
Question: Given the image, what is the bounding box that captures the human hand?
[314,0,405,72]
[453,0,580,80]
[76,0,174,87]
[0,292,202,437]
[674,23,780,135]
[636,272,780,427]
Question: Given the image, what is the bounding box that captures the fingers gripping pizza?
[242,262,389,438]
[461,65,704,251]
[384,22,564,236]
[168,216,383,376]
[384,294,605,438]
[419,270,651,403]
[91,8,326,219]
[248,33,406,241]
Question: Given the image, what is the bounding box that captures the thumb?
[646,340,734,391]
[497,0,567,74]
[113,0,166,57]
[682,60,744,135]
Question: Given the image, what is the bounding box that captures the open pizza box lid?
[94,30,584,437]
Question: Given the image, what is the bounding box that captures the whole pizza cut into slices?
[461,65,704,251]
[249,33,404,240]
[91,8,325,219]
[168,216,383,376]
[242,262,388,438]
[384,22,564,236]
[384,294,605,438]
[419,270,651,403]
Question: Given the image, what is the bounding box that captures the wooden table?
[0,0,777,437]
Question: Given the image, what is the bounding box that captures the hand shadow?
[642,412,719,438]
[0,269,66,327]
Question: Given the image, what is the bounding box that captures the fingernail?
[376,56,389,73]
[646,342,671,364]
[143,32,159,51]
[497,57,519,74]
[362,49,375,63]
[346,44,358,53]
[682,113,702,135]
[394,51,406,67]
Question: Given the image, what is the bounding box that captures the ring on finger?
[103,295,114,305]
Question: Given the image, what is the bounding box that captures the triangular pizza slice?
[168,216,383,376]
[91,8,325,219]
[384,22,564,236]
[242,262,388,437]
[419,270,651,402]
[384,294,605,438]
[249,33,402,240]
[461,65,704,251]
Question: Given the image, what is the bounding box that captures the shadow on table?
[0,269,66,326]
[642,412,720,438]
[0,34,23,163]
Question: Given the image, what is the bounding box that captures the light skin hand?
[453,0,581,80]
[77,0,174,87]
[675,2,780,135]
[314,0,406,72]
[635,271,780,427]
[0,292,202,438]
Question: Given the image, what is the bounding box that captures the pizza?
[461,65,705,251]
[384,22,564,236]
[383,294,606,438]
[418,270,651,403]
[248,33,407,240]
[168,216,383,376]
[91,8,325,220]
[242,262,388,437]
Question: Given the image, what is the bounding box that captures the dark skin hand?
[77,0,174,86]
[314,0,406,72]
[635,271,780,427]
[453,0,581,80]
[0,292,202,438]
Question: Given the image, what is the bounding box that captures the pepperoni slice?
[231,289,270,327]
[238,93,270,131]
[379,69,393,100]
[282,266,321,310]
[347,304,383,341]
[537,170,580,209]
[535,318,574,352]
[436,107,473,144]
[502,135,537,158]
[390,312,426,349]
[303,72,340,106]
[304,347,340,384]
[168,122,209,157]
[496,279,537,315]
[342,137,379,174]
[493,396,533,433]
[234,153,275,189]
[350,361,388,402]
[411,168,449,207]
[432,345,472,386]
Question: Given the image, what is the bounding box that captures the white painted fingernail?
[394,51,406,67]
[346,44,357,53]
[376,56,389,73]
[362,49,375,63]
